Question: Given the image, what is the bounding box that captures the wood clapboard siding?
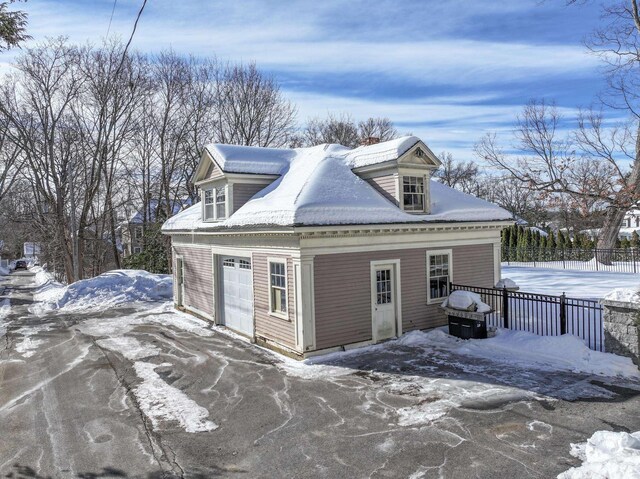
[174,246,213,317]
[366,174,398,205]
[205,161,224,180]
[232,183,267,213]
[313,243,495,350]
[252,253,296,349]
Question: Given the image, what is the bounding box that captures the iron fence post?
[560,292,567,335]
[633,248,637,274]
[502,285,509,329]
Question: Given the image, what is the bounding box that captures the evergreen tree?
[540,234,547,249]
[621,237,631,249]
[547,231,556,249]
[557,230,566,250]
[123,223,170,274]
[632,231,640,249]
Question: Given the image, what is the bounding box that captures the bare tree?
[475,99,636,251]
[434,152,482,194]
[214,62,296,148]
[297,114,399,148]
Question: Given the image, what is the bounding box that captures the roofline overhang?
[162,219,515,236]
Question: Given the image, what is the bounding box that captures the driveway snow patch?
[31,269,172,314]
[558,430,640,478]
[96,336,160,360]
[133,361,217,433]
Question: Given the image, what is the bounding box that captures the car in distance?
[14,260,27,270]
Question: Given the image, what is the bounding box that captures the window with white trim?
[238,259,251,270]
[204,189,214,220]
[402,176,425,212]
[133,246,142,254]
[427,251,451,302]
[216,187,226,219]
[223,258,235,268]
[269,260,287,317]
[134,227,143,240]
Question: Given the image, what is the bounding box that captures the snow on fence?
[450,283,604,352]
[502,247,640,274]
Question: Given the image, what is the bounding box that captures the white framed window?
[216,187,226,219]
[204,189,215,220]
[402,176,426,212]
[133,246,142,254]
[268,259,288,318]
[134,227,143,239]
[223,258,235,268]
[203,186,227,221]
[238,259,251,270]
[427,250,452,303]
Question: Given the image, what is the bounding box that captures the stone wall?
[601,299,640,367]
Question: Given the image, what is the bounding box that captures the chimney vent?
[361,136,380,146]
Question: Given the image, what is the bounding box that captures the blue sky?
[1,0,614,160]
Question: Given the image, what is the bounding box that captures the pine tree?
[621,237,631,249]
[631,231,639,249]
[557,230,566,250]
[547,231,556,249]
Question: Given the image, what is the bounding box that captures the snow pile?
[0,265,8,276]
[558,430,640,479]
[441,290,491,313]
[398,328,640,378]
[133,361,218,433]
[603,287,640,303]
[32,270,172,314]
[495,278,518,289]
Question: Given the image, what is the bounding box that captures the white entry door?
[372,264,397,342]
[221,256,254,336]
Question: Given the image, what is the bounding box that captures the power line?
[106,0,118,38]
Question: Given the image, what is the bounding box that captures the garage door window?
[223,258,235,267]
[269,259,287,318]
[239,259,251,270]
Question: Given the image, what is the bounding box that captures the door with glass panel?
[372,264,397,342]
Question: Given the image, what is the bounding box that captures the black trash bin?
[441,307,489,339]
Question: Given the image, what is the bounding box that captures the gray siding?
[174,245,214,317]
[205,161,225,180]
[252,253,296,349]
[313,243,495,350]
[233,183,266,213]
[366,174,397,205]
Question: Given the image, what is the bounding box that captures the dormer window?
[203,185,227,221]
[402,176,426,212]
[204,189,215,220]
[216,188,226,219]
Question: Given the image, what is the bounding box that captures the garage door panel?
[221,256,254,336]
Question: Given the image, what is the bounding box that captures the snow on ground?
[0,265,9,276]
[558,430,640,478]
[400,328,639,378]
[31,269,173,315]
[95,336,161,361]
[502,265,640,299]
[0,298,10,336]
[133,361,218,433]
[603,288,640,303]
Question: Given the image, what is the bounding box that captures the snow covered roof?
[163,137,513,232]
[203,143,298,175]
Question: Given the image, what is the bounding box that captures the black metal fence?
[450,283,604,352]
[502,246,640,273]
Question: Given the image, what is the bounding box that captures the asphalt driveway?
[1,271,640,479]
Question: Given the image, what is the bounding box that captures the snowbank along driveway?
[1,270,640,478]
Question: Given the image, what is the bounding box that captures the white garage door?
[221,256,254,336]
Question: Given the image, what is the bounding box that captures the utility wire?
[106,0,118,38]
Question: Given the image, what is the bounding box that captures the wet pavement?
[1,271,639,479]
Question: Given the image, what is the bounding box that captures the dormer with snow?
[344,137,442,214]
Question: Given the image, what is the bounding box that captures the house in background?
[619,206,640,239]
[23,242,41,259]
[162,136,513,358]
[121,200,189,257]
